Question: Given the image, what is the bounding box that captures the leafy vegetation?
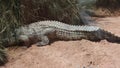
[96,0,120,10]
[21,0,83,25]
[96,0,120,15]
[78,0,96,9]
[0,46,8,65]
[0,0,21,65]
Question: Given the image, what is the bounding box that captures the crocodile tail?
[100,29,120,43]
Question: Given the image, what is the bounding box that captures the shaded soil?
[1,17,120,68]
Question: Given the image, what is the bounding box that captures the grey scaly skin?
[8,20,120,47]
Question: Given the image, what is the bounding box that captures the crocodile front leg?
[35,28,55,46]
[35,35,49,46]
[18,35,30,46]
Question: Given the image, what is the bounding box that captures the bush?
[0,0,21,65]
[21,0,83,25]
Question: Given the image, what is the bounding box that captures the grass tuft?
[0,0,21,65]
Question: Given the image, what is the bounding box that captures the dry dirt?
[1,16,120,68]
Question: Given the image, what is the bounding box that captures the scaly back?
[29,20,100,31]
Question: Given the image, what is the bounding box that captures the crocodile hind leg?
[35,28,55,46]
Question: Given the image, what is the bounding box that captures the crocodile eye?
[11,33,15,37]
[13,34,15,37]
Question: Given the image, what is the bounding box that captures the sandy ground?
[1,16,120,68]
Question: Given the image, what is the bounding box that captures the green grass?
[0,0,21,65]
[21,0,83,25]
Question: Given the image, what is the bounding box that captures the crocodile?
[6,20,120,47]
